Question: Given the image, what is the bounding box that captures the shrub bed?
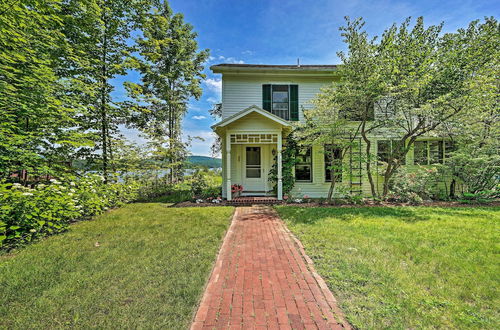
[0,175,139,250]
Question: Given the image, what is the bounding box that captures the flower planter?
[231,184,243,199]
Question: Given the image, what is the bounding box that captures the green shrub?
[459,189,499,204]
[387,166,439,204]
[190,170,209,197]
[0,175,139,250]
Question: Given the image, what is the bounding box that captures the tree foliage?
[0,0,93,180]
[124,1,208,183]
[0,0,208,184]
[312,16,499,197]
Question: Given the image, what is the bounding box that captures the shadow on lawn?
[280,205,499,225]
[280,206,428,224]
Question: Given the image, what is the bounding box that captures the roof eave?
[210,65,340,76]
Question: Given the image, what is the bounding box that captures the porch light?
[272,148,276,156]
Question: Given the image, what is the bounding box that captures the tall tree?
[62,0,149,182]
[0,0,92,181]
[125,1,209,183]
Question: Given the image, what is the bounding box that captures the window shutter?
[289,84,299,121]
[262,84,271,111]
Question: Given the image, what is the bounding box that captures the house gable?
[212,105,291,134]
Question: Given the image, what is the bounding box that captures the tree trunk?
[100,9,109,184]
[382,163,394,197]
[326,171,337,202]
[450,178,457,198]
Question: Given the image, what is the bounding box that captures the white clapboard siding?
[221,75,336,121]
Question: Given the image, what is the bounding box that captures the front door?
[242,146,267,193]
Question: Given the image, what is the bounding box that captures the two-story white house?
[211,63,452,201]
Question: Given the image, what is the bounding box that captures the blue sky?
[117,0,499,157]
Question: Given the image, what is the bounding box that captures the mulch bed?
[170,200,500,208]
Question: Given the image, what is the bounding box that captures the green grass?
[276,206,500,329]
[0,203,233,329]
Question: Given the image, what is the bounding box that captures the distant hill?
[187,155,221,168]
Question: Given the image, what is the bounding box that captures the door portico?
[212,105,291,201]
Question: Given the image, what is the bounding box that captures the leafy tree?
[61,0,151,182]
[125,1,209,183]
[0,0,93,181]
[314,16,499,197]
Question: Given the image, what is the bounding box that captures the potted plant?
[231,184,243,198]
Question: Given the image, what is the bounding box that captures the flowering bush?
[0,175,139,250]
[387,166,439,204]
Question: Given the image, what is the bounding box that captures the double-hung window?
[324,145,343,182]
[295,148,312,182]
[414,140,450,165]
[262,84,299,121]
[271,85,289,120]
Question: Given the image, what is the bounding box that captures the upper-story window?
[262,84,299,121]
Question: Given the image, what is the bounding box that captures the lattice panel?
[230,133,278,144]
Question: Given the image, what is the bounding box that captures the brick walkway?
[191,206,349,330]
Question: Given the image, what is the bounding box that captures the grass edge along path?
[0,203,234,329]
[276,205,500,330]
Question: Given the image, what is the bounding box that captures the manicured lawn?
[276,206,500,329]
[0,204,233,329]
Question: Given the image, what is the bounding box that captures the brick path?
[191,206,349,330]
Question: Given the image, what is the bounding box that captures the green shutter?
[262,84,271,111]
[289,84,299,121]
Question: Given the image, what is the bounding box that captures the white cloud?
[207,96,219,103]
[217,55,245,64]
[204,78,222,96]
[242,50,254,56]
[192,115,206,120]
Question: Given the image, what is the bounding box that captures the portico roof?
[211,105,292,135]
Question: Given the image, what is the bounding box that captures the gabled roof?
[211,105,292,130]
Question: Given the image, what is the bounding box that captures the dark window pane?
[246,168,261,178]
[414,141,428,165]
[272,85,288,92]
[429,141,443,164]
[325,145,342,182]
[246,147,261,178]
[295,148,312,181]
[377,140,390,163]
[295,165,311,181]
[271,85,289,120]
[246,147,261,165]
